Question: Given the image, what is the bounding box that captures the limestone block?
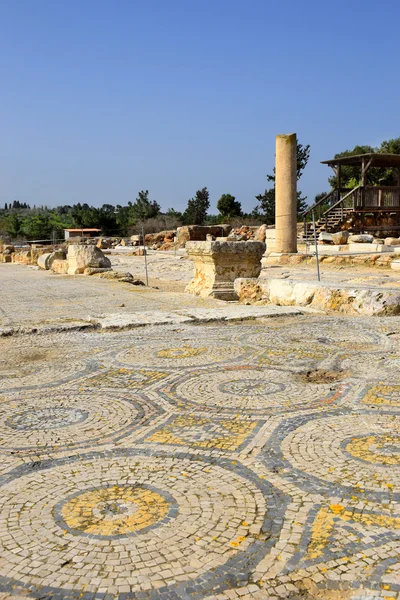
[67,245,111,275]
[96,237,111,249]
[50,259,69,274]
[185,240,265,300]
[48,250,66,269]
[318,232,333,244]
[331,231,349,245]
[348,243,392,253]
[234,277,400,315]
[348,234,374,243]
[37,253,52,270]
[385,237,400,245]
[176,225,232,246]
[391,260,400,271]
[12,250,32,265]
[255,224,267,242]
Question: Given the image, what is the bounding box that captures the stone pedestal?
[275,133,297,253]
[185,241,266,300]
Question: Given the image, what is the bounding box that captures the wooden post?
[337,164,341,194]
[361,157,366,187]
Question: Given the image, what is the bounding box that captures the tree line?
[2,136,400,240]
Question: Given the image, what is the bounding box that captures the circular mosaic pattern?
[6,407,88,431]
[280,413,400,493]
[156,346,207,359]
[345,434,400,466]
[59,484,174,538]
[160,367,347,413]
[219,378,284,396]
[0,391,149,452]
[0,359,92,392]
[245,319,388,353]
[0,451,280,596]
[111,340,249,369]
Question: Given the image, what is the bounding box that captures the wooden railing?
[363,186,400,208]
[302,188,351,222]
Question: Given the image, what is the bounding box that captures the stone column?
[275,133,297,253]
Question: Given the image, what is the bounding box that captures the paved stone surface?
[0,265,311,335]
[0,313,399,599]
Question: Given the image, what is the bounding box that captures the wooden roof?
[321,153,400,168]
[64,228,101,232]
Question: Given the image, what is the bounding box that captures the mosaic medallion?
[0,359,92,392]
[158,367,348,414]
[219,378,284,396]
[6,407,88,430]
[0,391,155,452]
[274,412,400,495]
[59,484,174,538]
[344,434,400,465]
[0,450,287,597]
[111,341,249,369]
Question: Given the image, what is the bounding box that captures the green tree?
[23,213,53,240]
[130,190,161,223]
[255,142,310,221]
[166,208,183,221]
[6,214,24,239]
[182,187,210,225]
[216,194,242,220]
[71,203,99,228]
[254,189,275,225]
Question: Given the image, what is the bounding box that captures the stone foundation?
[185,240,265,300]
[235,277,400,316]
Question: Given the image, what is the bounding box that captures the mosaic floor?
[0,315,399,600]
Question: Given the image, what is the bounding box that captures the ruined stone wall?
[176,225,232,246]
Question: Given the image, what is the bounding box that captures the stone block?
[331,231,349,245]
[318,232,333,244]
[235,277,400,315]
[50,259,69,274]
[185,240,265,300]
[391,259,400,271]
[348,234,374,243]
[348,243,392,253]
[385,237,400,245]
[67,245,111,275]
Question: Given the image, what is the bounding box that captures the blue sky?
[0,0,399,213]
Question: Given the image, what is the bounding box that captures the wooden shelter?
[303,153,400,238]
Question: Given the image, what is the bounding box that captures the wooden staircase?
[303,207,353,240]
[302,187,359,241]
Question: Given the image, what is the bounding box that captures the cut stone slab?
[235,277,400,316]
[348,243,392,253]
[391,260,400,271]
[89,311,193,330]
[176,305,309,322]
